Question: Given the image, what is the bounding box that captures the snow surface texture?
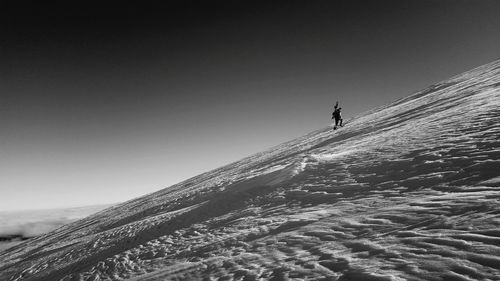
[1,60,500,281]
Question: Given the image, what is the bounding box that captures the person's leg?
[340,118,343,127]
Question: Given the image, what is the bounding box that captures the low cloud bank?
[0,204,112,241]
[0,219,74,239]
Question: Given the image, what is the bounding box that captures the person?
[332,102,343,130]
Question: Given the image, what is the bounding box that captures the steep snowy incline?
[1,59,500,281]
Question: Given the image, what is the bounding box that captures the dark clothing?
[333,109,341,120]
[332,108,343,129]
[334,116,343,127]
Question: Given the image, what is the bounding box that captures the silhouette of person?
[332,102,343,130]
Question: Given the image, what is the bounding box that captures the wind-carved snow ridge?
[311,150,359,163]
[294,150,359,176]
[1,60,500,281]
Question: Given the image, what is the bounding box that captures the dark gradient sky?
[1,0,500,211]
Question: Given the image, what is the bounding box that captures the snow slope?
[1,59,500,281]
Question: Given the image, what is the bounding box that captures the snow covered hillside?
[1,60,500,281]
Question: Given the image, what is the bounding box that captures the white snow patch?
[311,149,358,162]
